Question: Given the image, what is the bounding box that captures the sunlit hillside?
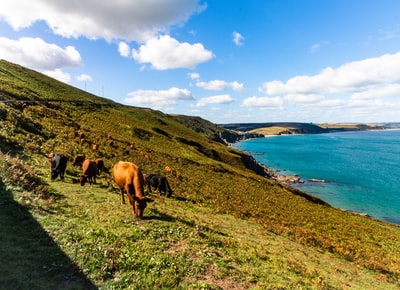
[1,60,400,289]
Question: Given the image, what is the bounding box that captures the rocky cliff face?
[212,130,264,145]
[239,152,271,177]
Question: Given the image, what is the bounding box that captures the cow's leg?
[120,188,126,205]
[157,182,163,196]
[125,184,135,206]
[131,203,136,216]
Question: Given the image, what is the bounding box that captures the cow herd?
[49,152,174,218]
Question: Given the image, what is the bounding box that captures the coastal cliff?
[220,122,392,136]
[221,122,327,135]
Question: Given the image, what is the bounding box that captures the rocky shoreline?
[230,137,320,185]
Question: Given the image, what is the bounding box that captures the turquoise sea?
[233,129,400,225]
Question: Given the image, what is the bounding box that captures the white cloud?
[0,1,211,72]
[76,74,93,82]
[312,99,346,108]
[196,94,234,107]
[310,43,321,53]
[230,81,245,91]
[0,37,81,70]
[0,0,206,43]
[310,41,329,53]
[252,51,400,121]
[261,51,400,96]
[42,69,71,83]
[188,72,200,80]
[132,35,214,70]
[232,32,244,46]
[196,80,227,91]
[284,94,325,105]
[196,80,244,91]
[118,41,131,57]
[242,96,283,109]
[125,87,194,108]
[350,83,400,100]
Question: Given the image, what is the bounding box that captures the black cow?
[144,174,173,197]
[51,153,68,181]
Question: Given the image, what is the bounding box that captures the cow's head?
[79,175,88,186]
[166,189,173,198]
[133,197,153,218]
[51,170,58,180]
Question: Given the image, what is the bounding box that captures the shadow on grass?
[146,208,228,237]
[0,179,97,290]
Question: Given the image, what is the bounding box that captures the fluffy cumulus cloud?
[196,79,244,91]
[260,52,400,97]
[0,0,206,42]
[284,94,325,104]
[242,96,283,109]
[0,37,81,71]
[0,1,212,75]
[132,35,214,70]
[246,51,400,120]
[42,68,71,83]
[118,41,131,57]
[124,87,194,108]
[76,74,93,82]
[196,94,234,107]
[350,83,400,100]
[232,32,244,46]
[188,72,200,80]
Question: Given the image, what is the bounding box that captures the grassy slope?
[1,60,400,289]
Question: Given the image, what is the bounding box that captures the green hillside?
[1,60,400,289]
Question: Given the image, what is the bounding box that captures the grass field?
[2,154,399,289]
[1,60,400,289]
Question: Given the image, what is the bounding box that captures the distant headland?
[220,122,400,137]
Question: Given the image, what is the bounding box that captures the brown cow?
[72,154,85,167]
[175,172,182,181]
[80,159,97,186]
[165,166,173,175]
[113,161,151,218]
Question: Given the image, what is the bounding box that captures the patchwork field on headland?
[221,121,399,137]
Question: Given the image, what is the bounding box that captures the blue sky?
[1,1,400,124]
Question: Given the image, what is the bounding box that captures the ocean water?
[233,130,400,225]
